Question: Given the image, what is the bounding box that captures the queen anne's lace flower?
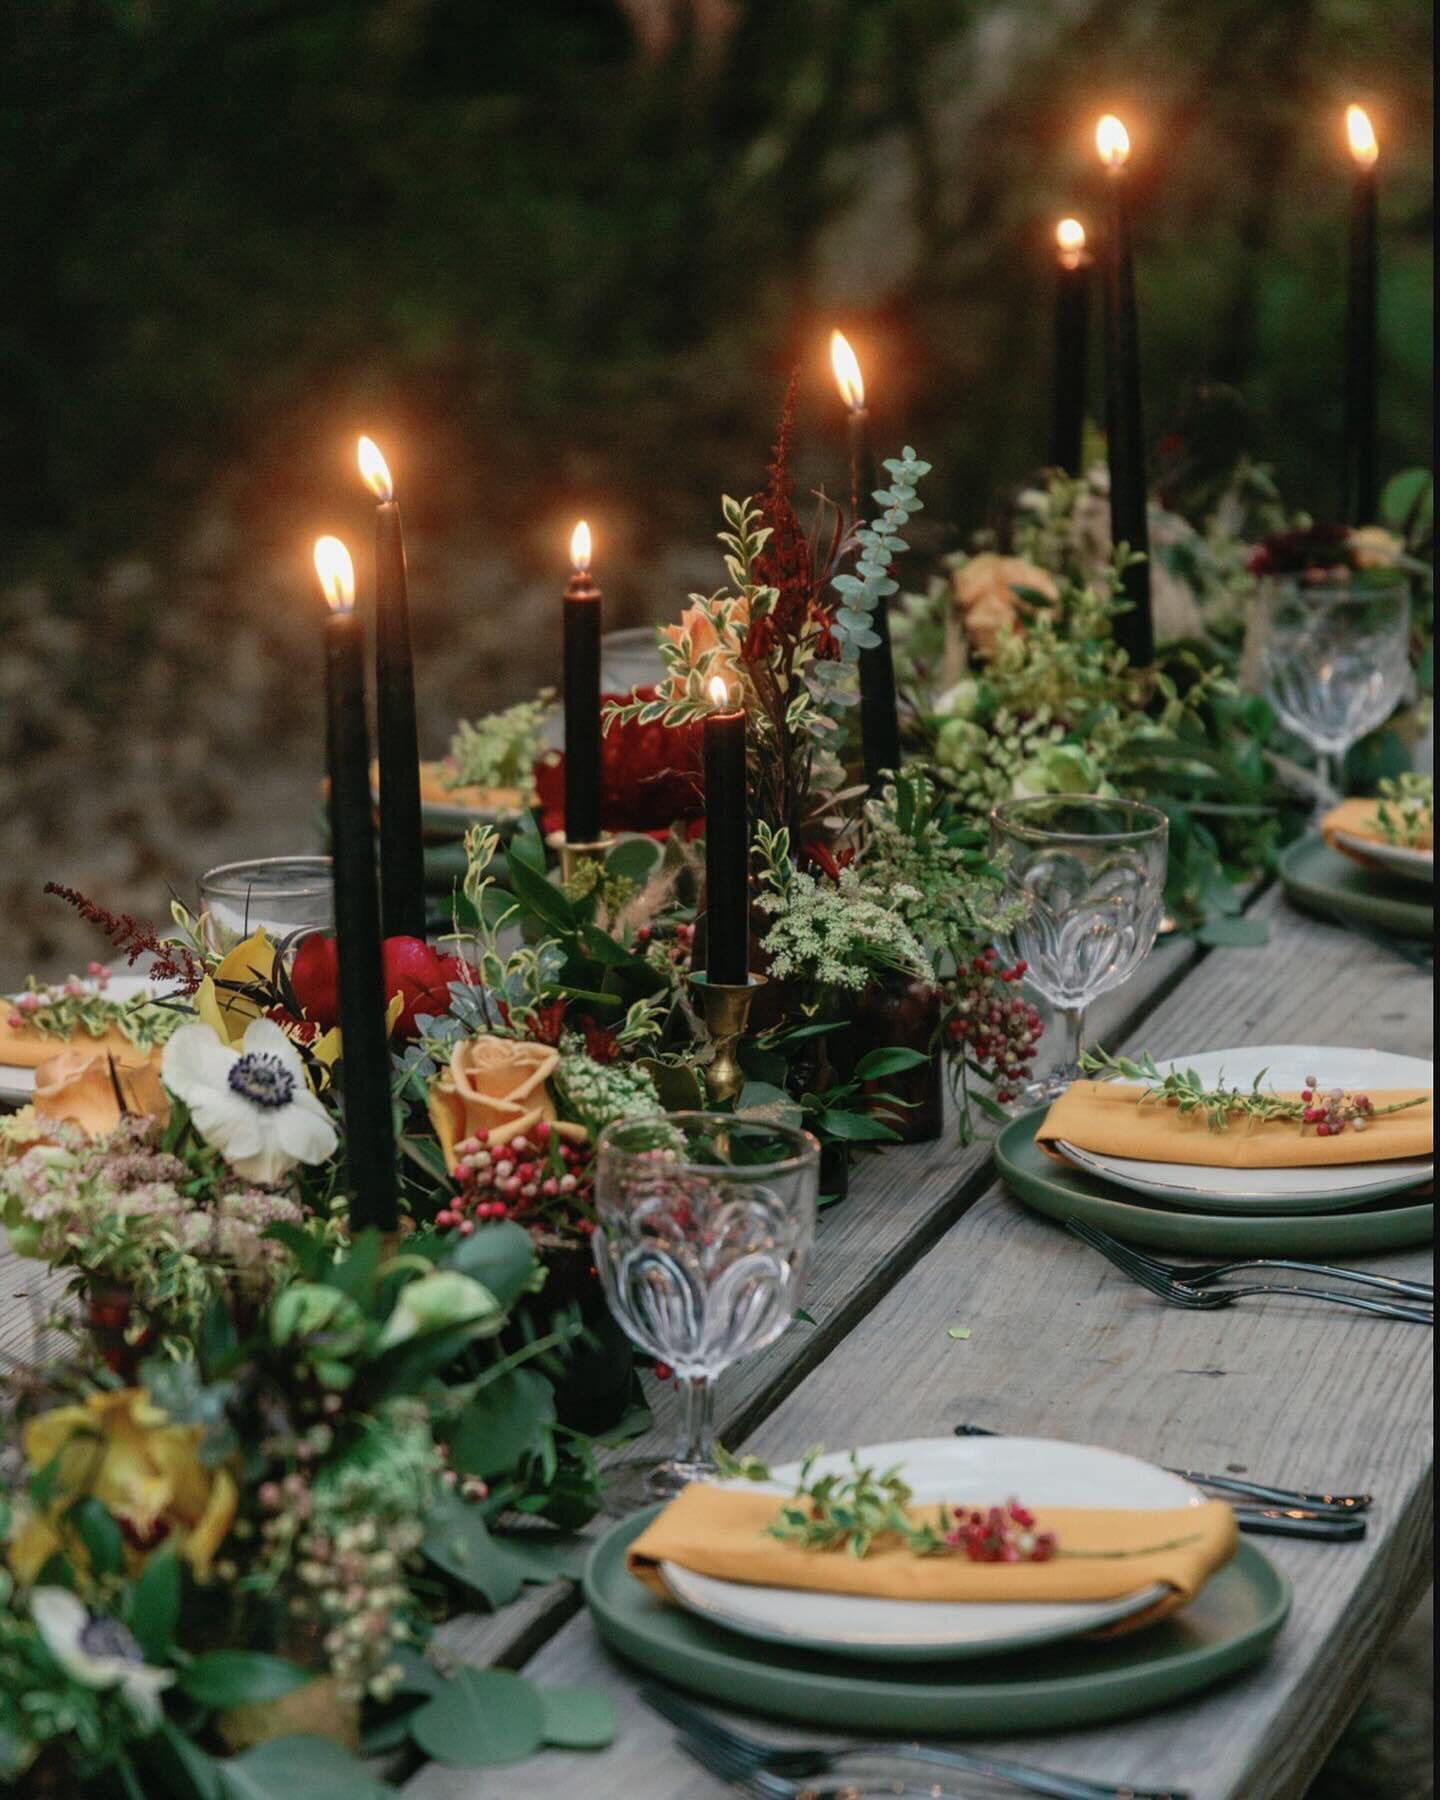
[757,866,933,992]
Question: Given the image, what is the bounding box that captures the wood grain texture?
[405,889,1433,1800]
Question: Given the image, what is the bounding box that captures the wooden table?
[403,884,1434,1800]
[0,885,1430,1797]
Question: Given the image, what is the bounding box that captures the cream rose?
[951,554,1058,657]
[427,1036,586,1171]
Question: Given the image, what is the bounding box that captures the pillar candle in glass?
[1342,105,1380,524]
[1095,116,1155,670]
[563,520,602,844]
[312,536,398,1234]
[1052,218,1092,474]
[703,675,749,986]
[357,436,427,942]
[830,330,902,790]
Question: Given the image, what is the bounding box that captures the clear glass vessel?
[990,796,1168,1103]
[594,1111,818,1503]
[199,856,335,956]
[1251,579,1411,812]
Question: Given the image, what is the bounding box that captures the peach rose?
[427,1036,586,1171]
[33,1048,170,1136]
[951,554,1058,658]
[659,597,749,688]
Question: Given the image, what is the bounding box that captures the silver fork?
[1069,1221,1432,1304]
[645,1684,1190,1800]
[1066,1219,1434,1323]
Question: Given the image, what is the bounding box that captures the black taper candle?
[314,537,398,1234]
[1052,220,1092,474]
[1097,118,1155,670]
[703,680,749,986]
[1342,106,1380,524]
[563,521,602,844]
[359,440,427,942]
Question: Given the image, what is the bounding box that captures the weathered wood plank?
[409,888,1432,1800]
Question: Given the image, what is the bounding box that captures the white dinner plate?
[0,976,167,1105]
[661,1436,1198,1662]
[1057,1045,1433,1213]
[1331,831,1433,888]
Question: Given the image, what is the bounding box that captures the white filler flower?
[162,1016,338,1185]
[31,1587,175,1730]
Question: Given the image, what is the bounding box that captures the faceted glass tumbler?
[990,796,1169,1103]
[594,1112,819,1504]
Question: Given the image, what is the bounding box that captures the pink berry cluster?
[945,1498,1058,1563]
[634,920,695,968]
[1301,1077,1375,1137]
[945,947,1043,1103]
[436,1119,596,1235]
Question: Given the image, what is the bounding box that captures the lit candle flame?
[830,330,866,412]
[708,674,732,710]
[570,520,592,573]
[1056,217,1087,268]
[357,435,394,501]
[313,536,356,612]
[1346,104,1378,169]
[1096,115,1130,169]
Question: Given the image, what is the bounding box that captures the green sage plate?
[584,1509,1289,1734]
[998,1108,1433,1255]
[1280,834,1433,941]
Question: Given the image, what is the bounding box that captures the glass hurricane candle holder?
[594,1112,818,1506]
[1250,579,1411,813]
[199,856,335,957]
[991,796,1168,1102]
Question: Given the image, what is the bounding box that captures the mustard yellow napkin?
[1039,1081,1432,1169]
[1322,796,1433,865]
[0,1018,151,1072]
[627,1486,1236,1632]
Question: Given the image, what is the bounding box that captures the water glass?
[1252,580,1411,810]
[600,625,667,695]
[990,797,1169,1101]
[199,856,334,956]
[594,1112,818,1501]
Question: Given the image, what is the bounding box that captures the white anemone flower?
[31,1587,175,1731]
[162,1016,338,1185]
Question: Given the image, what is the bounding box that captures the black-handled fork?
[1069,1224,1432,1305]
[646,1685,1191,1800]
[1066,1218,1433,1324]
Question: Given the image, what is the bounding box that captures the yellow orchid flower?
[10,1389,238,1586]
[195,929,278,1048]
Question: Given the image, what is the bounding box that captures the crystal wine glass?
[594,1112,818,1505]
[990,796,1169,1103]
[199,856,335,956]
[1252,580,1412,812]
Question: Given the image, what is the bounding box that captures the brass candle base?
[691,973,766,1104]
[554,835,612,884]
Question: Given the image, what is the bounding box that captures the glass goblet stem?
[647,1374,718,1498]
[1058,1004,1086,1076]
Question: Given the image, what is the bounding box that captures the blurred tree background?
[0,0,1433,982]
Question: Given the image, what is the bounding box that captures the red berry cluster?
[945,947,1044,1103]
[634,920,695,969]
[945,1499,1058,1564]
[435,1120,596,1235]
[1301,1077,1375,1137]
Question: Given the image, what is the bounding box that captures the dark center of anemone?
[228,1051,295,1110]
[79,1616,144,1664]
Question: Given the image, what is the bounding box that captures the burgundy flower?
[536,685,705,839]
[1248,523,1353,577]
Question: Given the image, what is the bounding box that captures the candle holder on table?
[555,835,613,886]
[691,972,766,1104]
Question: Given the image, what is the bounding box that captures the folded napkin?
[0,1017,153,1072]
[1040,1081,1433,1168]
[627,1485,1236,1631]
[1322,796,1433,863]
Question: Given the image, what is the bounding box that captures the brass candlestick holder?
[554,835,612,885]
[691,972,765,1104]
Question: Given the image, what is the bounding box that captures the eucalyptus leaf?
[539,1686,617,1749]
[216,1735,390,1800]
[178,1652,314,1709]
[409,1666,547,1767]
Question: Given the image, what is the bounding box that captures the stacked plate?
[1281,833,1432,941]
[1000,1045,1434,1256]
[588,1435,1290,1733]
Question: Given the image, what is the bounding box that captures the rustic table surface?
[2,883,1432,1799]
